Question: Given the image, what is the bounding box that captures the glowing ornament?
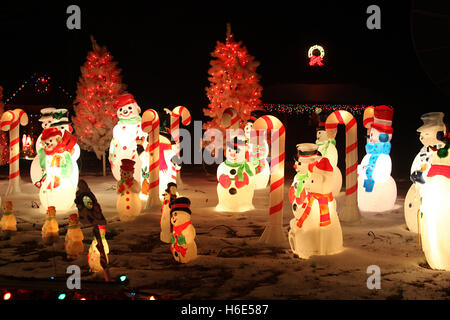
[252,115,286,246]
[170,197,197,263]
[314,108,342,197]
[405,112,446,233]
[289,144,321,219]
[161,182,178,243]
[64,213,84,260]
[42,206,59,244]
[419,138,450,271]
[289,158,343,258]
[38,128,78,211]
[325,110,360,222]
[358,106,397,212]
[245,118,270,190]
[116,159,142,222]
[0,109,29,195]
[141,109,160,209]
[1,201,17,232]
[216,136,255,212]
[31,107,57,185]
[88,225,109,273]
[308,45,325,66]
[109,94,148,183]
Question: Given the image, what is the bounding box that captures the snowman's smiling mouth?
[120,112,131,117]
[172,219,177,224]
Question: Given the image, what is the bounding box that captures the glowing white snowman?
[216,137,255,212]
[245,120,270,190]
[404,112,445,233]
[419,142,450,271]
[358,105,397,212]
[31,107,57,185]
[316,128,342,197]
[289,143,321,219]
[109,94,148,183]
[288,158,343,259]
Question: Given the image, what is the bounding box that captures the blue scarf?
[363,142,391,192]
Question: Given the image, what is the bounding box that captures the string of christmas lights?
[5,73,73,104]
[262,104,367,115]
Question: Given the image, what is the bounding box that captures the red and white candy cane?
[253,115,287,246]
[0,109,29,195]
[325,110,360,222]
[142,109,160,209]
[222,108,240,131]
[170,106,191,167]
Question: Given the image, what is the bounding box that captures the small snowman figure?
[419,134,450,271]
[64,213,84,260]
[216,136,255,212]
[109,93,148,183]
[244,118,270,190]
[42,206,59,244]
[289,143,321,219]
[288,158,343,259]
[170,197,197,263]
[161,182,178,243]
[314,108,342,197]
[117,159,142,222]
[88,225,109,273]
[358,105,397,212]
[405,112,446,233]
[1,201,17,232]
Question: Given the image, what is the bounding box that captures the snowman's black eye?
[128,106,132,110]
[311,180,314,183]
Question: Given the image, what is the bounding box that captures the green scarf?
[316,139,336,157]
[294,172,311,197]
[118,116,141,125]
[2,211,13,216]
[224,160,254,181]
[68,224,80,229]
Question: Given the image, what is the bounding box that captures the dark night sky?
[0,0,449,178]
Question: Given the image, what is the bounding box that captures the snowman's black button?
[174,251,178,257]
[230,169,237,175]
[229,188,237,195]
[293,204,297,211]
[409,203,412,208]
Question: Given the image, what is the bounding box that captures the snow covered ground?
[0,171,449,300]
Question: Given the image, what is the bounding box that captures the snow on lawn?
[0,173,449,299]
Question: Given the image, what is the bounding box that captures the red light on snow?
[148,296,156,300]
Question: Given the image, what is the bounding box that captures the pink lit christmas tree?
[72,36,126,175]
[203,23,262,134]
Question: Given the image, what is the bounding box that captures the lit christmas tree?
[203,23,262,133]
[72,36,126,175]
[0,86,9,166]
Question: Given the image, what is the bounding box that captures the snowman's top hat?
[120,159,135,172]
[296,143,321,158]
[170,197,191,215]
[371,105,394,134]
[39,107,57,121]
[226,136,246,149]
[417,112,446,132]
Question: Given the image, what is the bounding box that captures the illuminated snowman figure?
[116,159,142,222]
[160,182,178,243]
[404,112,446,233]
[288,158,343,259]
[31,107,57,185]
[109,93,148,183]
[419,138,450,271]
[38,128,78,211]
[88,225,109,273]
[358,105,397,212]
[314,108,342,197]
[289,143,321,219]
[216,136,255,212]
[245,119,270,190]
[170,197,197,263]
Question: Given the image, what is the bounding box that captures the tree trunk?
[102,152,106,176]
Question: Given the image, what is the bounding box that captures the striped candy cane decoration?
[325,110,360,223]
[253,115,287,246]
[142,109,160,210]
[1,109,29,195]
[222,108,240,131]
[170,106,191,186]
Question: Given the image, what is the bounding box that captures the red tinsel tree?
[0,86,9,166]
[72,36,126,174]
[203,23,262,133]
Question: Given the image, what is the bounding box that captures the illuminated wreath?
[308,45,325,59]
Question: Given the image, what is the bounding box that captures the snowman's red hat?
[41,127,62,141]
[371,105,394,134]
[120,159,135,172]
[313,158,333,175]
[114,93,136,110]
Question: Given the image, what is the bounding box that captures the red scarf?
[296,192,333,228]
[171,221,192,258]
[427,164,450,179]
[118,178,134,194]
